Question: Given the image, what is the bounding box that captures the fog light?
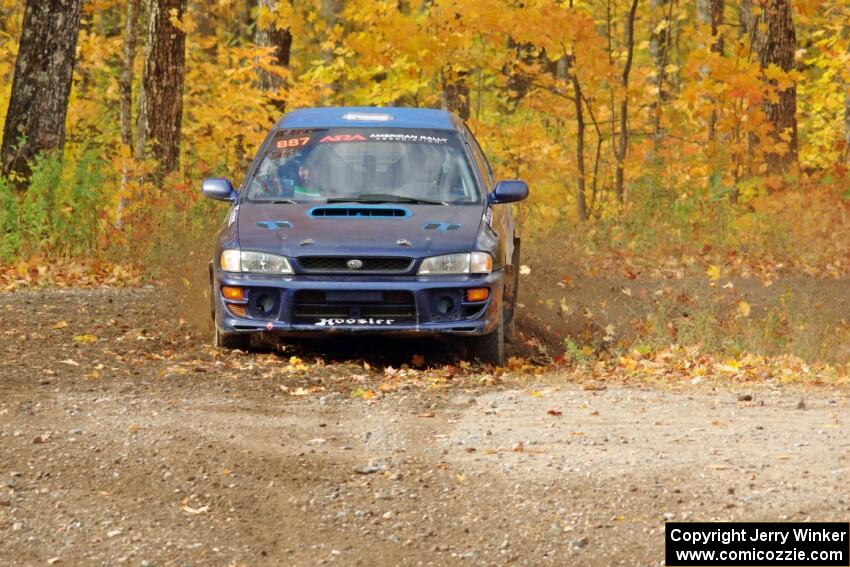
[255,293,275,314]
[227,304,247,317]
[222,286,245,301]
[466,288,490,302]
[436,296,455,315]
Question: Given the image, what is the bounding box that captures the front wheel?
[214,326,250,350]
[467,309,505,365]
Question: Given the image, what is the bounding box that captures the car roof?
[275,106,458,131]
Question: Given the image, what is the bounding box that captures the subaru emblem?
[347,259,364,270]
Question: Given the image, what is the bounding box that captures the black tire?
[214,326,250,350]
[208,264,216,321]
[504,238,521,344]
[504,267,519,344]
[468,308,505,365]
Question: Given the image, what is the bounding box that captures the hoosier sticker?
[315,318,395,326]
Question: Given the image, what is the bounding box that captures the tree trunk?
[504,39,536,108]
[321,0,344,100]
[0,0,84,187]
[190,0,217,56]
[255,0,293,113]
[747,0,798,173]
[136,0,188,176]
[697,0,724,141]
[572,71,587,221]
[442,66,470,121]
[115,0,143,230]
[649,0,673,162]
[120,0,142,150]
[614,0,639,204]
[650,0,672,105]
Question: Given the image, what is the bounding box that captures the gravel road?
[1,289,848,566]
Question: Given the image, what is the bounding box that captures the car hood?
[236,202,484,258]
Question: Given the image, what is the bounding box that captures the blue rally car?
[203,107,528,364]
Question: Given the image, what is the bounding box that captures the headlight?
[418,252,492,275]
[220,249,293,274]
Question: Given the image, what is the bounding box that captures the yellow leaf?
[73,334,98,344]
[737,301,751,318]
[706,265,721,283]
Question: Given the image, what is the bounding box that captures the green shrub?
[55,148,106,256]
[0,176,21,261]
[20,152,62,255]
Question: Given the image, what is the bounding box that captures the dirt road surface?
[2,289,848,566]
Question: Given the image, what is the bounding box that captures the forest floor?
[1,287,849,566]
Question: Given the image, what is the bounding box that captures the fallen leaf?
[411,354,426,367]
[519,265,531,276]
[182,505,210,515]
[512,441,525,452]
[33,432,52,444]
[351,386,374,400]
[418,412,435,418]
[706,265,721,283]
[737,301,751,318]
[547,409,563,416]
[73,334,98,344]
[59,359,79,366]
[52,321,68,329]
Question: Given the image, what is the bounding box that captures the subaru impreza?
[203,107,528,364]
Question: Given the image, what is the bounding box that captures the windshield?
[244,128,481,205]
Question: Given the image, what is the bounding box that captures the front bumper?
[214,271,504,336]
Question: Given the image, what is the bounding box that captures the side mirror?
[489,180,529,204]
[202,178,237,202]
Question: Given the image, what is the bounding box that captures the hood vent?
[256,221,292,230]
[309,205,410,219]
[424,222,461,231]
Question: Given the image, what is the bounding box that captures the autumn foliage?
[0,0,847,278]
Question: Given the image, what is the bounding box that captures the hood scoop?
[308,205,411,219]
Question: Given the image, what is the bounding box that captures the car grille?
[297,256,413,273]
[293,290,417,322]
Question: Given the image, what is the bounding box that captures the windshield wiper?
[327,193,449,206]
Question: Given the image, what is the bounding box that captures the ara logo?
[319,134,368,143]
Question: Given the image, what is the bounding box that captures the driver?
[276,150,322,200]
